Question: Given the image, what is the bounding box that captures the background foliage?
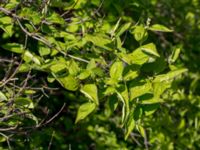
[0,0,200,149]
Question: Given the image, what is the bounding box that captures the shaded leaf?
[0,92,7,101]
[2,43,24,53]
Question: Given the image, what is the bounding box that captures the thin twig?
[0,7,89,63]
[0,112,28,121]
[0,132,12,150]
[48,131,55,150]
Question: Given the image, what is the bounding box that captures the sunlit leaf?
[56,75,79,91]
[149,24,173,32]
[130,82,152,101]
[141,43,160,57]
[81,84,99,105]
[154,68,188,82]
[75,102,96,123]
[110,61,124,80]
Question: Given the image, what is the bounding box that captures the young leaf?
[75,102,96,123]
[110,61,124,80]
[81,84,99,105]
[149,24,173,32]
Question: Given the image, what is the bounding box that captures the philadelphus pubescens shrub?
[0,0,187,149]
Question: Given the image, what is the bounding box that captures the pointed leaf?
[81,84,99,105]
[141,43,160,57]
[75,102,96,123]
[125,108,135,140]
[154,68,188,82]
[149,24,173,32]
[116,22,131,37]
[170,46,181,63]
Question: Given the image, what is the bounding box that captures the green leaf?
[15,97,34,109]
[56,75,79,91]
[23,51,41,65]
[153,81,171,98]
[39,46,51,56]
[137,125,145,137]
[78,70,91,80]
[149,24,173,32]
[154,68,188,82]
[18,64,31,72]
[104,86,116,95]
[87,59,96,70]
[132,25,148,42]
[2,43,24,53]
[169,46,181,63]
[124,70,139,81]
[81,84,99,105]
[75,102,96,123]
[125,112,135,140]
[19,8,41,24]
[0,24,13,36]
[130,82,152,101]
[141,43,160,57]
[68,60,80,76]
[85,34,112,50]
[116,22,132,37]
[117,85,130,125]
[0,16,12,24]
[128,48,149,65]
[142,104,159,116]
[46,12,65,24]
[110,61,124,80]
[0,92,7,101]
[50,63,67,74]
